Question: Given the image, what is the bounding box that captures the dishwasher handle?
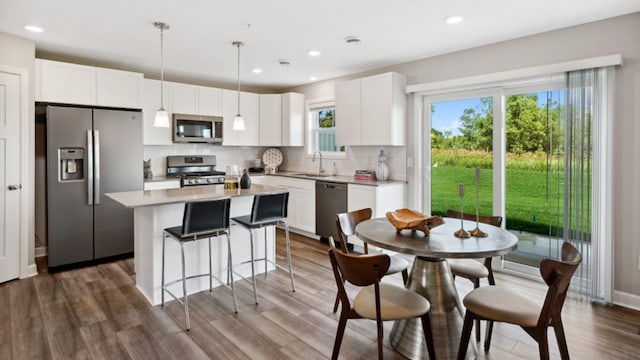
[317,181,347,190]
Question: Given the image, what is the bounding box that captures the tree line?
[431,94,566,155]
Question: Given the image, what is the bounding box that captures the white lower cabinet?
[347,183,406,247]
[266,176,316,233]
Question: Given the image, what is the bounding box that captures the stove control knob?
[207,178,214,183]
[188,179,195,185]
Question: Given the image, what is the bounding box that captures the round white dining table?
[356,216,518,360]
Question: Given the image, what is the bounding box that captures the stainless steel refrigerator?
[46,105,142,267]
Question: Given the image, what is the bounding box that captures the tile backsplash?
[144,144,406,181]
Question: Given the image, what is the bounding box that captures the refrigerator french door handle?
[87,130,93,205]
[94,130,100,204]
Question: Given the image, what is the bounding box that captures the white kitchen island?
[106,184,288,306]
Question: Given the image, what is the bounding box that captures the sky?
[431,97,483,136]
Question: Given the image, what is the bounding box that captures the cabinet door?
[295,187,316,233]
[142,79,172,145]
[237,92,259,146]
[335,78,361,145]
[223,90,259,145]
[282,92,305,147]
[170,82,199,115]
[361,72,406,146]
[361,73,393,145]
[96,68,144,108]
[198,86,222,116]
[259,94,282,146]
[37,59,96,105]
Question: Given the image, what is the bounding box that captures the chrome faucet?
[312,151,326,176]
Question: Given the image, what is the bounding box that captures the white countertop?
[271,172,406,186]
[106,184,287,208]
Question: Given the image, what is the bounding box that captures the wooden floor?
[2,231,640,359]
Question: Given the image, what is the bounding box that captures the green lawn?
[431,166,569,235]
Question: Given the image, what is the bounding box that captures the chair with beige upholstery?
[332,208,410,313]
[328,237,436,360]
[457,242,582,360]
[446,209,502,341]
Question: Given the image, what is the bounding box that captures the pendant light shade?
[232,41,246,131]
[154,22,170,128]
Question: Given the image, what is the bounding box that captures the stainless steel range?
[166,155,225,187]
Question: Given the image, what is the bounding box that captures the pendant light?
[154,22,170,127]
[232,41,246,131]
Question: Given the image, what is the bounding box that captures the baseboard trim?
[35,245,47,258]
[21,264,38,279]
[613,290,640,312]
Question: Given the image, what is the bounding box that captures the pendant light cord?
[160,25,165,109]
[236,42,241,115]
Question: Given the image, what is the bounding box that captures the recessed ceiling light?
[344,36,362,46]
[25,25,44,33]
[308,50,320,57]
[252,68,263,74]
[309,76,318,81]
[445,16,464,25]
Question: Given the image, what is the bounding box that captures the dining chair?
[328,237,436,360]
[231,192,294,305]
[457,241,582,360]
[161,197,237,330]
[332,208,410,313]
[446,209,502,340]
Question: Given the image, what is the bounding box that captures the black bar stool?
[161,197,238,330]
[231,192,294,304]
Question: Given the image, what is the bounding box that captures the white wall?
[284,13,640,298]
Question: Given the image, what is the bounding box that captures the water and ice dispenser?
[58,148,84,182]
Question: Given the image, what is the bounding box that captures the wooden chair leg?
[420,313,437,360]
[401,268,408,285]
[553,319,570,360]
[485,258,496,286]
[537,330,550,360]
[332,293,340,313]
[332,314,348,360]
[484,320,494,351]
[376,317,383,360]
[457,311,475,360]
[472,278,481,342]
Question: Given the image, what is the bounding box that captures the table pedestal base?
[389,256,476,359]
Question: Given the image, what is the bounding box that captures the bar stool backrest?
[250,192,289,224]
[182,198,231,236]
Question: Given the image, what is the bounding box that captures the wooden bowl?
[385,209,444,236]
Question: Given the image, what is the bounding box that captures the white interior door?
[0,71,21,283]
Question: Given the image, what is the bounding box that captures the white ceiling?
[1,0,639,90]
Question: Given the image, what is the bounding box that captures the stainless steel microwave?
[172,113,223,143]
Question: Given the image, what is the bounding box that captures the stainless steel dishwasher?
[316,181,348,246]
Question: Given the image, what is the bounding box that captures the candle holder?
[454,183,470,238]
[470,168,488,237]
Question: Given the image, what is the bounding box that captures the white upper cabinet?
[335,78,361,145]
[36,59,96,105]
[142,79,172,145]
[335,72,406,146]
[281,92,305,147]
[96,67,144,109]
[222,89,259,146]
[198,86,223,116]
[36,59,143,108]
[259,94,282,146]
[169,82,199,115]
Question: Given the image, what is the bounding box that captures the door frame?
[0,65,34,279]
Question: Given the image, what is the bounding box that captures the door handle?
[8,184,21,190]
[87,130,93,205]
[94,130,100,204]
